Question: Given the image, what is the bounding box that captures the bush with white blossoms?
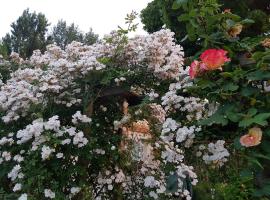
[0,14,227,199]
[202,140,230,167]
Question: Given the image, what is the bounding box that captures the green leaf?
[261,141,270,153]
[247,108,257,116]
[246,157,263,169]
[222,82,239,91]
[199,111,228,126]
[190,19,198,28]
[239,113,270,127]
[220,72,233,78]
[253,184,270,197]
[224,104,242,122]
[172,0,188,10]
[166,174,178,193]
[226,19,235,28]
[239,118,254,127]
[241,19,255,25]
[240,86,259,97]
[253,113,270,126]
[240,169,253,178]
[186,24,197,41]
[247,70,270,81]
[252,51,264,61]
[226,111,241,122]
[195,78,216,89]
[264,129,270,137]
[178,14,190,22]
[252,153,270,161]
[234,137,243,150]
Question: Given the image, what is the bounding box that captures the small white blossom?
[72,111,91,124]
[41,146,55,160]
[56,153,63,158]
[70,187,81,195]
[44,189,55,199]
[18,193,27,200]
[144,176,158,188]
[13,183,22,192]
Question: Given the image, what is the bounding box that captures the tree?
[83,28,99,45]
[140,0,270,56]
[141,0,270,35]
[140,0,164,33]
[0,40,9,59]
[50,20,98,49]
[2,9,49,58]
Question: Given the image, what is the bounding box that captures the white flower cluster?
[0,78,42,123]
[148,56,206,199]
[8,164,22,181]
[176,164,198,200]
[162,82,207,121]
[94,168,126,199]
[146,90,159,101]
[72,111,92,124]
[14,114,88,151]
[161,118,201,147]
[0,29,184,124]
[144,176,158,188]
[202,140,230,167]
[123,29,185,79]
[176,126,202,147]
[161,142,184,163]
[114,77,126,85]
[13,183,22,192]
[141,143,197,200]
[0,112,90,199]
[162,118,179,135]
[10,52,24,64]
[44,189,56,199]
[0,28,204,200]
[41,145,55,160]
[18,193,27,200]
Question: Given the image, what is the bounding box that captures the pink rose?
[240,127,262,147]
[200,49,230,70]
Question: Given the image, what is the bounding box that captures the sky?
[0,0,153,38]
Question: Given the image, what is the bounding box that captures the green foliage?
[1,9,99,58]
[140,0,270,56]
[49,20,99,49]
[171,4,269,190]
[140,0,164,33]
[137,0,270,198]
[0,42,8,59]
[2,9,50,58]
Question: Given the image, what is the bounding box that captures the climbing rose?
[200,49,230,70]
[240,127,262,147]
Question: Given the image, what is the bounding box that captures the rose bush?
[0,14,208,199]
[1,1,270,199]
[170,0,270,198]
